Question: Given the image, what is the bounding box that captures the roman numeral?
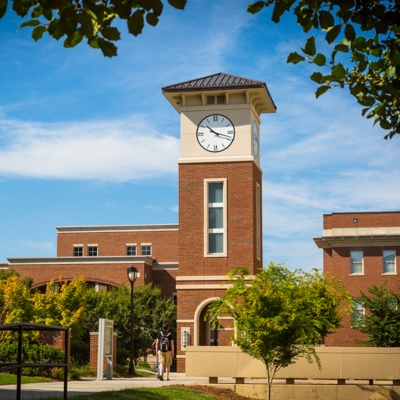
[213,116,218,122]
[214,145,218,151]
[228,130,233,135]
[206,119,210,123]
[198,131,204,136]
[207,144,210,149]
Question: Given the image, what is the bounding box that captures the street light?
[127,265,138,376]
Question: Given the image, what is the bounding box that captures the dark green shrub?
[0,342,64,377]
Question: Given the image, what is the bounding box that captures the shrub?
[0,342,64,377]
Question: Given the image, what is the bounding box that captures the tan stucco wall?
[186,346,400,380]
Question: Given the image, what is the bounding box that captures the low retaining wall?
[186,346,400,382]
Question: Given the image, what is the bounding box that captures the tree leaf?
[325,25,341,44]
[146,12,158,27]
[247,1,265,14]
[98,39,117,57]
[0,0,7,19]
[332,63,346,79]
[359,58,367,72]
[167,0,186,10]
[152,0,163,16]
[310,72,323,83]
[319,10,334,30]
[380,119,391,130]
[315,85,331,98]
[63,30,83,48]
[303,36,316,56]
[344,24,356,41]
[101,27,120,41]
[128,9,144,36]
[313,53,326,66]
[30,5,42,18]
[20,19,40,28]
[334,44,348,53]
[287,52,305,64]
[271,1,286,23]
[31,25,46,41]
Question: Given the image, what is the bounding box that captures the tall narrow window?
[256,183,261,260]
[383,250,396,274]
[351,299,364,324]
[350,251,363,274]
[205,179,227,257]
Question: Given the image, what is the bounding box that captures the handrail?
[0,322,69,400]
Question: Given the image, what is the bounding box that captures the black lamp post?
[127,265,138,376]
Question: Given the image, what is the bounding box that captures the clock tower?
[162,73,276,372]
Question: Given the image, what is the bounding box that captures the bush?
[0,342,64,377]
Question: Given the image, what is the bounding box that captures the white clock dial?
[196,114,235,153]
[253,120,259,158]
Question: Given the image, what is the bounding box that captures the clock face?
[252,120,259,158]
[196,114,235,153]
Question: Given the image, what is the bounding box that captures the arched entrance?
[193,297,220,346]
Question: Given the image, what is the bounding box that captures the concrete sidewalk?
[0,373,209,400]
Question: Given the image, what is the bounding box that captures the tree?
[33,277,87,348]
[248,1,400,139]
[80,283,176,367]
[0,0,187,58]
[207,263,350,400]
[353,281,400,347]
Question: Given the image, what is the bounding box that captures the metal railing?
[0,322,69,400]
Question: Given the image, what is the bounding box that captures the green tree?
[353,281,400,347]
[33,277,87,348]
[248,1,400,139]
[81,283,176,367]
[207,263,350,400]
[0,0,186,58]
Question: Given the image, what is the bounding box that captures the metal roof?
[162,72,268,92]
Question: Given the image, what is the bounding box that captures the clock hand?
[206,126,232,140]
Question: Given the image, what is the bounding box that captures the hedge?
[0,342,64,376]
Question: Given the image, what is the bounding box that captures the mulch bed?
[172,384,252,400]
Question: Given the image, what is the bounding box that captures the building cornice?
[56,224,179,233]
[7,256,154,265]
[314,227,400,248]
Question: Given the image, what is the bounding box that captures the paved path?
[0,373,209,400]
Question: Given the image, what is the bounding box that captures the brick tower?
[162,73,276,371]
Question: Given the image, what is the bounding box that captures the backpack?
[159,331,171,352]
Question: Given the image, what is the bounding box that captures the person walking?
[155,323,174,381]
[152,338,164,380]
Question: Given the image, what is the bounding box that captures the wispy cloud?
[0,116,179,181]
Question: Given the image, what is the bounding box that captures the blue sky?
[0,0,399,271]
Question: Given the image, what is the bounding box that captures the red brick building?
[314,211,400,346]
[3,73,276,372]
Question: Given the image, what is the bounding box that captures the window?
[205,179,227,256]
[383,250,396,274]
[172,293,177,306]
[351,299,365,324]
[141,245,151,256]
[73,246,83,257]
[256,183,261,260]
[88,246,98,256]
[126,245,137,256]
[350,251,363,274]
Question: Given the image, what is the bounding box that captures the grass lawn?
[33,386,220,399]
[0,374,51,385]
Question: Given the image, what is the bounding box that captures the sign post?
[97,319,114,380]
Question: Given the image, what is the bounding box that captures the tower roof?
[162,72,269,92]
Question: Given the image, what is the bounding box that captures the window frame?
[350,251,364,275]
[141,244,152,256]
[73,245,83,257]
[88,246,98,256]
[383,250,396,274]
[351,298,365,325]
[126,244,137,256]
[256,182,261,261]
[204,178,227,258]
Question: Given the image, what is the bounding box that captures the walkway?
[0,373,208,400]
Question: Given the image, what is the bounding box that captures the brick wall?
[321,212,400,346]
[89,332,117,372]
[57,230,179,260]
[324,211,400,229]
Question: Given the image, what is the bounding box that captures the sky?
[0,0,399,271]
